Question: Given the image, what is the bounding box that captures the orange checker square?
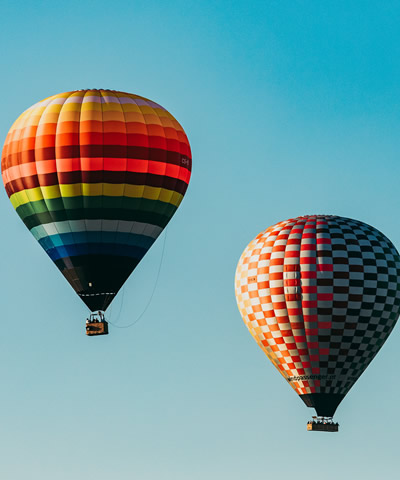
[270,288,284,297]
[257,266,268,275]
[259,290,269,300]
[281,330,293,337]
[287,308,302,316]
[269,272,283,280]
[285,250,302,258]
[265,309,275,318]
[270,257,284,266]
[252,304,262,313]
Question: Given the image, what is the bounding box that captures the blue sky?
[0,1,400,479]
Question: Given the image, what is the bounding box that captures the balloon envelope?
[235,215,400,417]
[1,89,191,311]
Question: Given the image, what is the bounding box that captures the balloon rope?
[107,229,167,329]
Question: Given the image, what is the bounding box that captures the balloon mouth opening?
[300,393,345,417]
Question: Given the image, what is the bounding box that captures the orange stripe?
[3,158,190,184]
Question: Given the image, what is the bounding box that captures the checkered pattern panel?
[235,215,400,398]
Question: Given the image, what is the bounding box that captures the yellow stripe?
[10,184,183,209]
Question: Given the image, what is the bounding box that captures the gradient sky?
[1,1,400,479]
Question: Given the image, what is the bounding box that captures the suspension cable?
[107,229,167,329]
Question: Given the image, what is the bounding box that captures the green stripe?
[16,196,178,230]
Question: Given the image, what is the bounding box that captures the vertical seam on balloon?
[142,98,169,258]
[300,215,317,396]
[22,98,62,245]
[99,89,112,310]
[54,92,85,294]
[274,219,293,381]
[125,96,149,242]
[316,216,334,394]
[284,218,309,382]
[266,222,290,379]
[79,90,91,260]
[159,106,186,234]
[113,91,128,256]
[99,89,107,309]
[33,96,66,256]
[6,112,34,225]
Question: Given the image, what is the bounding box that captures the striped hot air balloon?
[235,215,400,429]
[1,89,191,315]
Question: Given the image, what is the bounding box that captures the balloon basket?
[85,312,109,336]
[307,417,339,432]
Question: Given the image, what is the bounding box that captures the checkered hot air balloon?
[235,215,400,426]
[1,89,191,318]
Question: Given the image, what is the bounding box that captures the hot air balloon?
[235,215,400,431]
[1,89,191,335]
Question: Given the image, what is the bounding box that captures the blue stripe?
[45,242,150,261]
[39,231,155,252]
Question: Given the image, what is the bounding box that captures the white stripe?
[30,219,162,240]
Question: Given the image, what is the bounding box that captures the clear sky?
[0,1,400,479]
